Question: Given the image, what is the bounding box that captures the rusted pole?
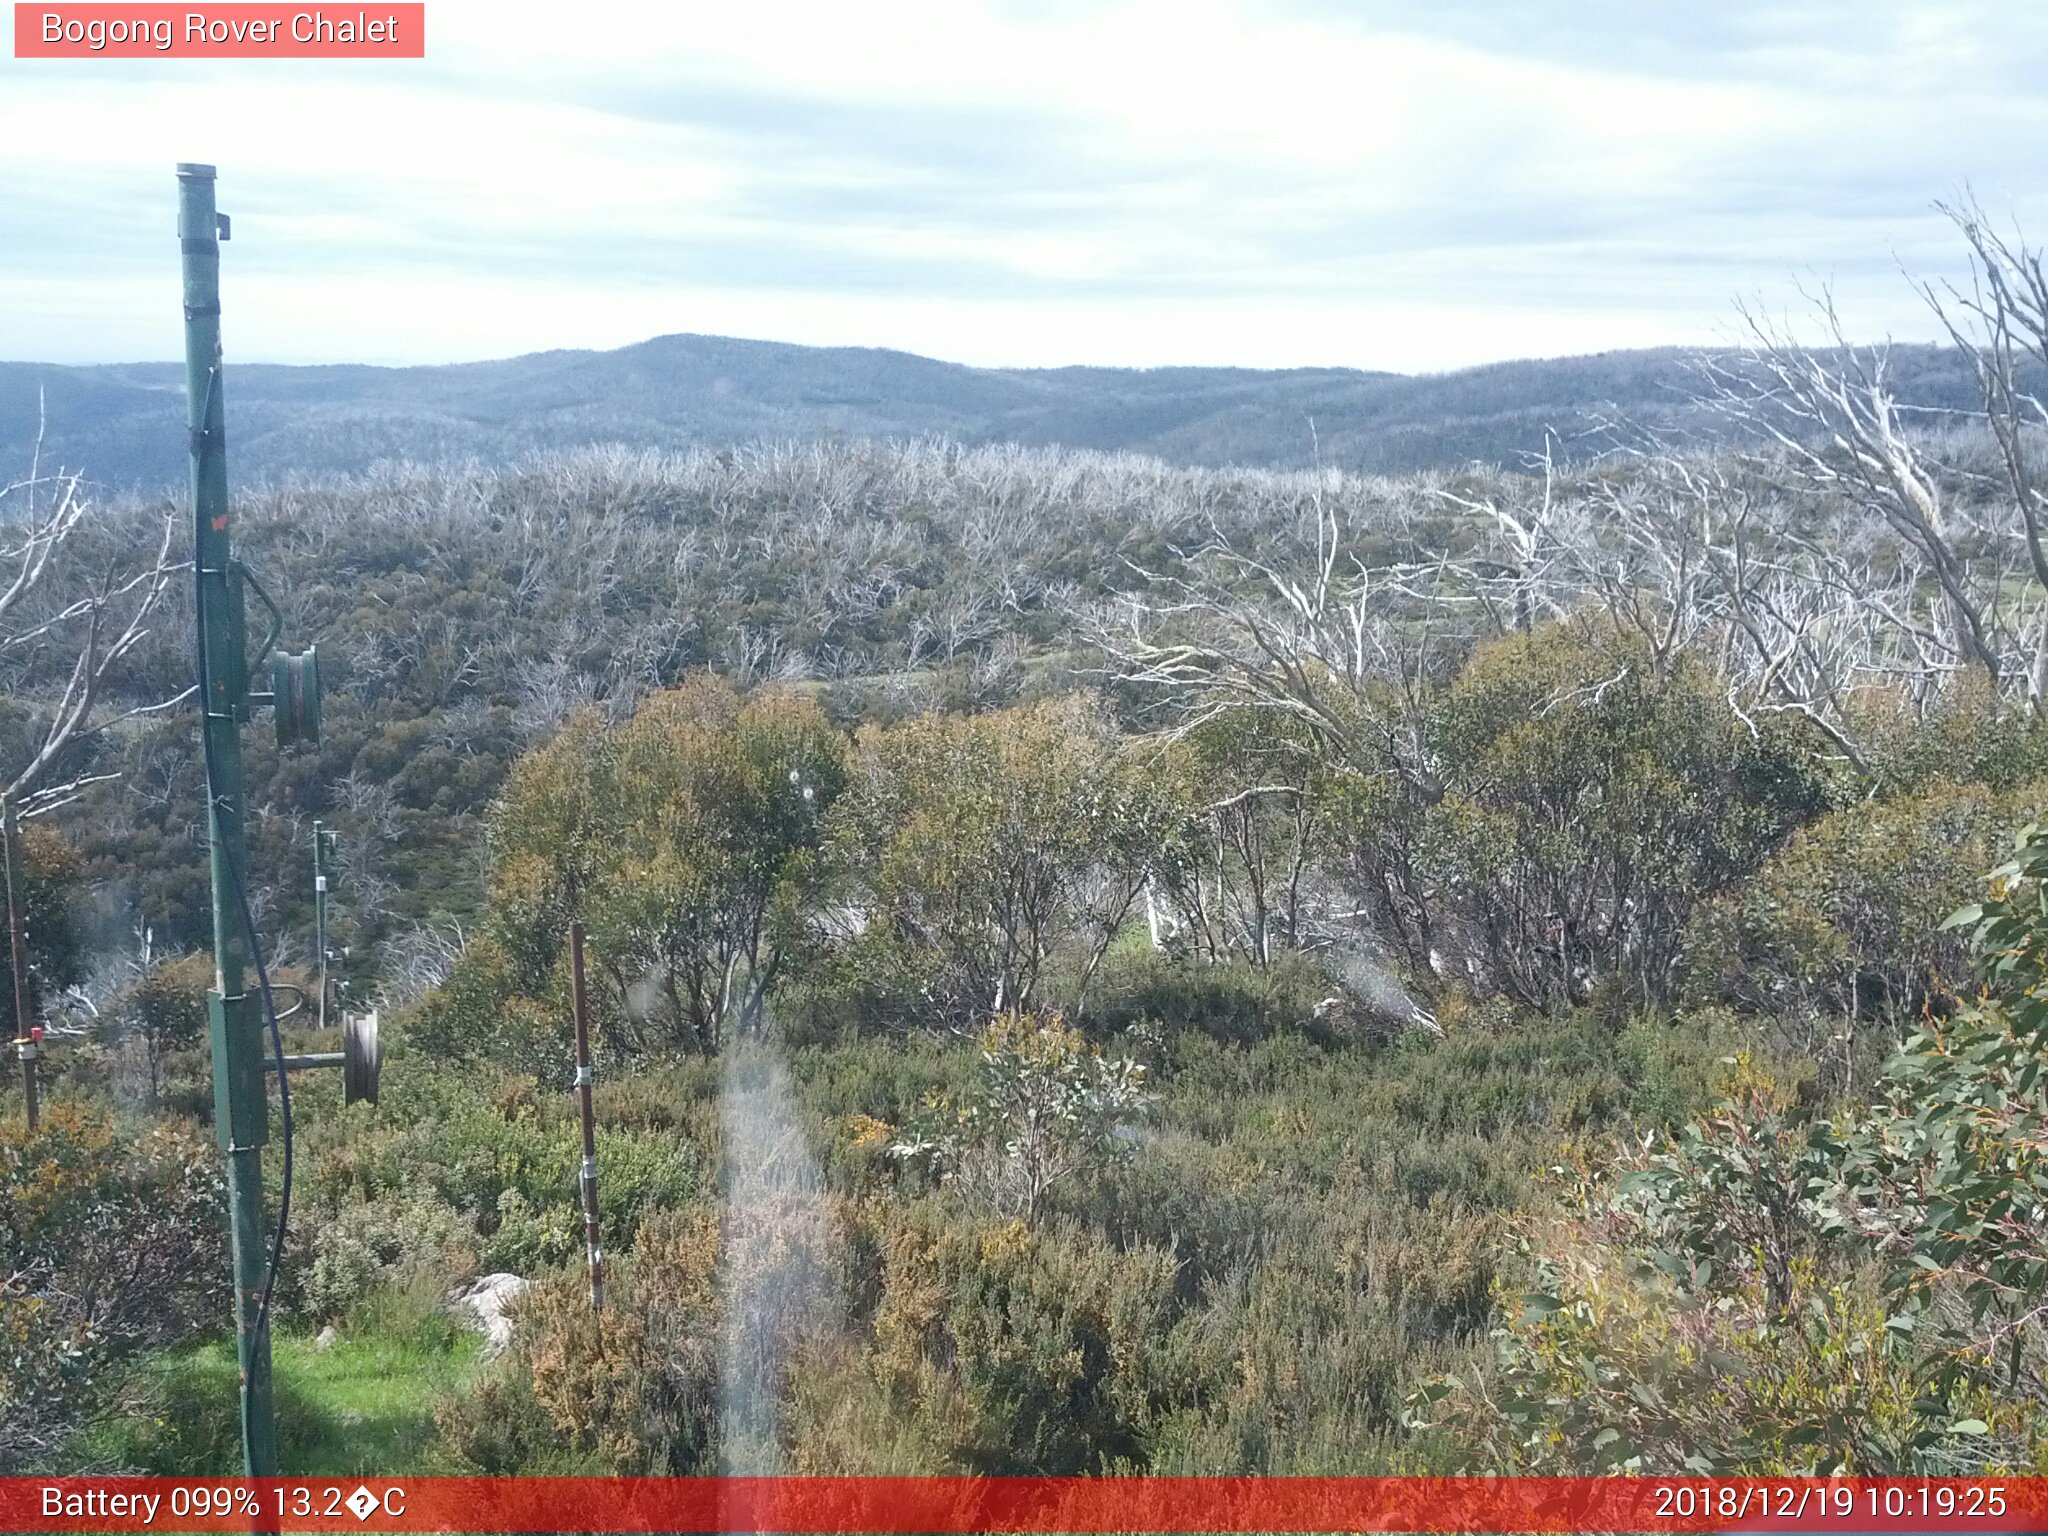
[4,795,38,1133]
[569,921,603,1310]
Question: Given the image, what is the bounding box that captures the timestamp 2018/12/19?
[1651,1482,2009,1523]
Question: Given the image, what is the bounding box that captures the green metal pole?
[179,161,277,1478]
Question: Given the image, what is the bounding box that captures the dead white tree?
[1092,479,1452,803]
[1924,194,2048,705]
[1508,441,1891,769]
[1698,295,2028,707]
[1087,476,1464,977]
[376,918,468,1010]
[0,433,189,814]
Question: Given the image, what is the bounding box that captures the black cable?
[232,835,293,1336]
[191,362,293,1343]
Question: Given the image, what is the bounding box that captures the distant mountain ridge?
[0,331,1989,490]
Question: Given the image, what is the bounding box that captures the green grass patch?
[79,1287,481,1476]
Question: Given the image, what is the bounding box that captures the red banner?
[3,1476,2045,1533]
[13,4,424,58]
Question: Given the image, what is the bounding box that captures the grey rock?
[454,1272,530,1358]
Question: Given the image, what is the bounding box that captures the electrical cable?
[191,360,293,1344]
[232,837,293,1337]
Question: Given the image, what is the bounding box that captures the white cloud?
[2,0,2044,368]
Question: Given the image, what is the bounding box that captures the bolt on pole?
[4,795,38,1134]
[178,161,278,1479]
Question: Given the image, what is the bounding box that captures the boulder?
[453,1272,530,1358]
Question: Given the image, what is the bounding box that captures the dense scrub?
[19,441,1468,980]
[418,1012,1724,1477]
[11,408,2048,1475]
[1419,829,2048,1474]
[0,1105,225,1471]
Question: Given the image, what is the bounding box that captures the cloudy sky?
[4,0,2045,372]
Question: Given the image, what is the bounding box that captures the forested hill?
[0,333,1987,489]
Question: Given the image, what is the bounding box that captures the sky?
[3,0,2047,373]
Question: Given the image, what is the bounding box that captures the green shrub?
[867,1206,1174,1473]
[403,934,541,1073]
[1419,623,1824,1009]
[890,1014,1152,1230]
[818,696,1165,1031]
[482,1188,580,1274]
[1851,683,2048,800]
[1410,1062,2034,1473]
[110,953,212,1105]
[1425,816,2048,1474]
[297,1189,478,1323]
[0,1104,225,1470]
[1079,948,1331,1045]
[0,822,85,1025]
[1142,711,1328,968]
[492,676,848,1054]
[439,1205,721,1474]
[1418,1236,1986,1474]
[1850,821,2048,1406]
[1684,778,2045,1086]
[1609,1010,1762,1132]
[294,1060,696,1273]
